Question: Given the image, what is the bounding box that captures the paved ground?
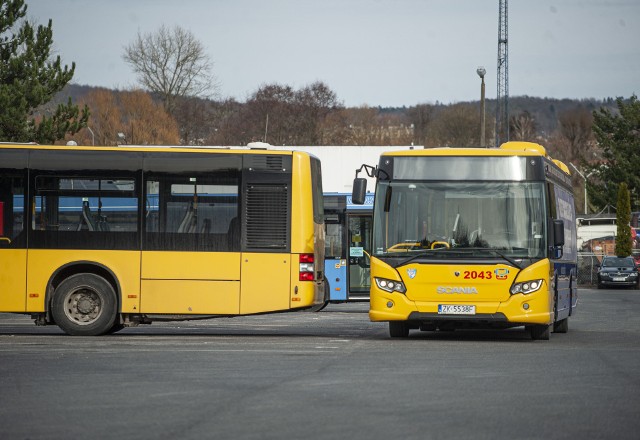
[0,288,639,440]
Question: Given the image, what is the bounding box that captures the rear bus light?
[299,253,315,281]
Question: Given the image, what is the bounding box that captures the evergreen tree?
[615,182,632,257]
[587,95,640,211]
[0,0,89,143]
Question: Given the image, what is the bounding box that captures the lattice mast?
[496,0,509,147]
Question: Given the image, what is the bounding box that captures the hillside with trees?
[47,82,631,215]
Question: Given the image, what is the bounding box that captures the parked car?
[597,256,639,289]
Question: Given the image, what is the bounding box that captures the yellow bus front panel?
[369,257,554,326]
[0,249,27,312]
[25,250,141,313]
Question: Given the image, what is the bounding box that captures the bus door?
[140,156,243,316]
[324,196,347,301]
[347,212,372,299]
[0,151,28,311]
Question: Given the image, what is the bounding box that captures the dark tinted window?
[603,257,635,268]
[310,156,324,223]
[0,174,26,249]
[30,175,139,250]
[144,173,240,252]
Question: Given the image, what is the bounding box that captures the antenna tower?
[496,0,509,147]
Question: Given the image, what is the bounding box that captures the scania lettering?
[437,287,479,294]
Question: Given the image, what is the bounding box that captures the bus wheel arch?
[51,273,118,336]
[46,262,122,335]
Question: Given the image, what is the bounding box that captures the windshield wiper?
[396,248,449,266]
[394,247,522,269]
[485,248,522,269]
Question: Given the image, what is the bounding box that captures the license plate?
[613,277,626,282]
[438,305,476,315]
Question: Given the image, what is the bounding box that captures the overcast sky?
[25,0,640,107]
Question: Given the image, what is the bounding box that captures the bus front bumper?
[370,289,553,327]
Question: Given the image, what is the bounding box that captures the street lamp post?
[569,163,591,215]
[476,67,486,147]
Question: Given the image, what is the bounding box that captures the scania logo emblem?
[454,271,460,277]
[407,268,417,279]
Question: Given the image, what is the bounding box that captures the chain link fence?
[577,252,603,287]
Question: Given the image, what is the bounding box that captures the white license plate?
[613,277,626,282]
[438,305,476,315]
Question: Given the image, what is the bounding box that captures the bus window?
[0,176,25,248]
[144,173,239,252]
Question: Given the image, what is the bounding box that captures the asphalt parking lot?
[1,288,639,440]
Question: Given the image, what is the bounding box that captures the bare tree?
[430,104,479,147]
[407,104,435,146]
[557,106,593,161]
[123,25,216,114]
[510,111,537,142]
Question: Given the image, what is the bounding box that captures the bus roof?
[381,142,571,176]
[0,143,304,156]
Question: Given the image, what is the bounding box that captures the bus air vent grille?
[245,184,288,249]
[246,155,285,171]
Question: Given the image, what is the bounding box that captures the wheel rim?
[63,287,103,325]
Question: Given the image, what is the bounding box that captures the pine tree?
[0,0,89,143]
[615,182,632,257]
[588,95,640,211]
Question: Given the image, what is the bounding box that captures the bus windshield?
[372,180,546,263]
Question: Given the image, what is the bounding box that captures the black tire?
[51,273,118,336]
[310,278,330,312]
[553,318,569,333]
[389,321,410,338]
[527,324,550,340]
[106,323,126,334]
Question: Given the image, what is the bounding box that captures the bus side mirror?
[352,178,367,205]
[553,219,565,247]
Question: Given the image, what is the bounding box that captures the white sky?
[25,0,640,107]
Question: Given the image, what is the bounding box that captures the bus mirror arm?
[354,164,377,179]
[352,164,379,205]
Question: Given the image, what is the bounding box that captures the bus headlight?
[510,279,543,295]
[375,277,406,294]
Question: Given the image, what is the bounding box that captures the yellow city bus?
[351,142,577,340]
[0,144,325,335]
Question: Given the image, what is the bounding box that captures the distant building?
[576,216,617,250]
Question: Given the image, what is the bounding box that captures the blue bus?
[324,193,374,301]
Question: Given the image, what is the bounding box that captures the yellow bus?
[0,144,326,335]
[351,142,577,340]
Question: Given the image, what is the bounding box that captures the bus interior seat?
[178,202,195,233]
[200,218,211,234]
[79,201,96,231]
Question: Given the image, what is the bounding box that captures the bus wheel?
[51,274,117,336]
[527,324,550,340]
[389,321,410,338]
[553,318,569,333]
